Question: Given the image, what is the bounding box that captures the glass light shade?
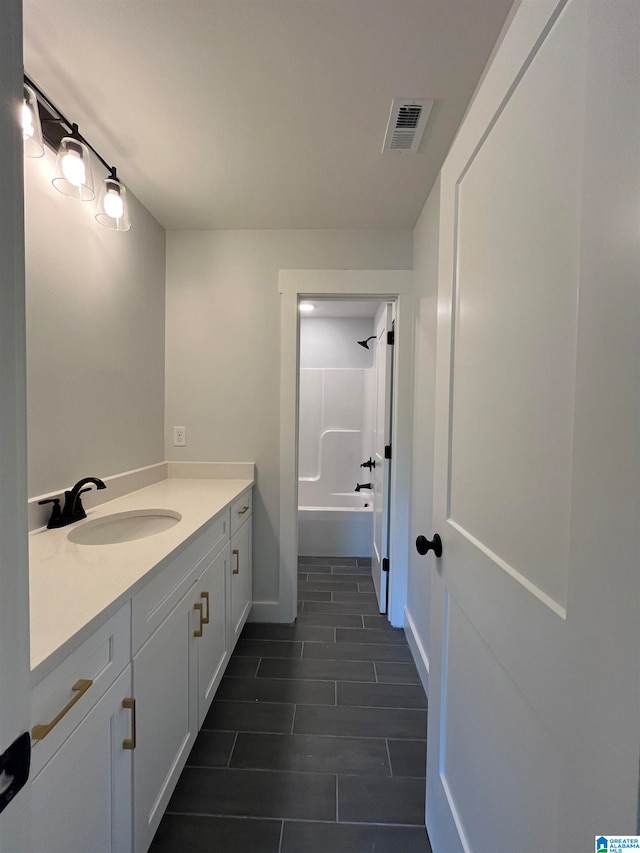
[95,176,130,231]
[22,84,44,158]
[52,137,95,200]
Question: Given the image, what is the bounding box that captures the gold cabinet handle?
[122,697,136,750]
[238,506,249,515]
[200,591,210,624]
[232,548,240,575]
[32,679,93,741]
[194,602,204,637]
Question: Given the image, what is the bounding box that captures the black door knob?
[416,533,442,558]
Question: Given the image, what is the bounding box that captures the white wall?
[299,317,374,369]
[24,148,166,498]
[165,230,412,607]
[405,175,440,691]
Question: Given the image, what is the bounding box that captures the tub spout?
[355,483,372,492]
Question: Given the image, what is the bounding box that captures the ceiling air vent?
[382,98,434,155]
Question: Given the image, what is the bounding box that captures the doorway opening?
[277,268,413,629]
[296,299,396,618]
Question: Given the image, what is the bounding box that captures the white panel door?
[372,304,393,612]
[426,2,640,851]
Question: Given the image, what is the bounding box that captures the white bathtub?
[298,491,373,558]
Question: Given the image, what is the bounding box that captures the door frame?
[1,2,32,849]
[371,302,395,615]
[276,270,413,626]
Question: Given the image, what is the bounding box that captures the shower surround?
[298,364,373,557]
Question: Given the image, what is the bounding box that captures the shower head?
[357,336,376,350]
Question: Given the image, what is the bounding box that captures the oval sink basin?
[67,509,182,546]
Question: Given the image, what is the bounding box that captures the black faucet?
[360,458,375,470]
[39,476,107,529]
[355,483,372,492]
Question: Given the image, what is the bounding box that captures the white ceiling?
[22,0,513,231]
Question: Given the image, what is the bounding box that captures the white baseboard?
[248,600,294,624]
[404,607,429,697]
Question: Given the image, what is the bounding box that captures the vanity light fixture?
[95,167,130,231]
[22,83,44,158]
[299,302,315,313]
[22,73,131,231]
[52,126,95,201]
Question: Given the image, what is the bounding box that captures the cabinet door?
[229,518,252,650]
[133,585,198,853]
[30,666,133,853]
[196,544,229,727]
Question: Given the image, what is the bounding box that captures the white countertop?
[29,477,253,679]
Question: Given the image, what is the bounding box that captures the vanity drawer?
[31,602,131,776]
[230,489,252,536]
[132,509,230,653]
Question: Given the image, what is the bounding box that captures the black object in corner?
[0,732,30,815]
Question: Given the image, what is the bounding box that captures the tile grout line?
[226,731,240,768]
[385,737,393,777]
[164,810,425,829]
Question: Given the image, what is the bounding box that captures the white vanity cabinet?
[30,605,133,853]
[229,488,253,649]
[29,482,253,853]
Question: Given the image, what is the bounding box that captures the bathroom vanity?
[27,475,253,853]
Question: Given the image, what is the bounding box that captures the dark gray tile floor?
[150,556,432,853]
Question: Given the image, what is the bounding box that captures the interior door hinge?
[382,558,389,573]
[384,445,392,460]
[387,330,395,345]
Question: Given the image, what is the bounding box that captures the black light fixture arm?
[23,73,117,178]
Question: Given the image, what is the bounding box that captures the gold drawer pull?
[122,697,136,750]
[237,506,250,516]
[232,548,240,575]
[32,679,93,741]
[194,602,204,637]
[201,591,210,624]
